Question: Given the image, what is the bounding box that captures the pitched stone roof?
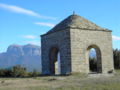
[46,14,111,35]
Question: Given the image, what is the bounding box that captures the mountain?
[0,44,41,72]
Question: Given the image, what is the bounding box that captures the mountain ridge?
[0,44,41,72]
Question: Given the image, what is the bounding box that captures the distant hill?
[0,44,41,72]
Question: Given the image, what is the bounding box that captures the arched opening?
[49,47,61,75]
[89,48,97,72]
[87,45,102,73]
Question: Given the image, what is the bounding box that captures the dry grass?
[0,72,120,90]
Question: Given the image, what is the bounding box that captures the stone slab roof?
[45,14,111,35]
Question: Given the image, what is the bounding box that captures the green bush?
[0,65,40,77]
[0,69,12,77]
[11,65,28,77]
[89,58,97,72]
[30,70,40,77]
[113,49,120,69]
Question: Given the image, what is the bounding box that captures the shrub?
[0,65,41,77]
[29,70,40,77]
[113,49,120,69]
[0,69,12,77]
[11,65,28,77]
[89,58,97,72]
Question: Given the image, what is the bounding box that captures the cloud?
[0,3,56,20]
[35,22,55,27]
[112,35,120,41]
[22,35,37,39]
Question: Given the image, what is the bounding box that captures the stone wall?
[70,28,114,74]
[41,29,72,75]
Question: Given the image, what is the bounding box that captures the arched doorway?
[87,45,102,73]
[49,47,61,75]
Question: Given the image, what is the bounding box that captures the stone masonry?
[41,14,114,75]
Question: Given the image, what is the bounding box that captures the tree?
[113,49,120,69]
[29,69,40,77]
[11,65,28,77]
[89,57,97,72]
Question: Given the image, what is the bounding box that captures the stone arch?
[49,46,61,75]
[86,45,102,73]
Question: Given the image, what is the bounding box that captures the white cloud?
[112,35,120,41]
[0,3,56,20]
[35,22,55,27]
[22,35,37,39]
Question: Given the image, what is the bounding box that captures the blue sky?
[0,0,120,52]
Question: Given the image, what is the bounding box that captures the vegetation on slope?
[0,65,40,77]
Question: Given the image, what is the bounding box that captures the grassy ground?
[0,71,120,90]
